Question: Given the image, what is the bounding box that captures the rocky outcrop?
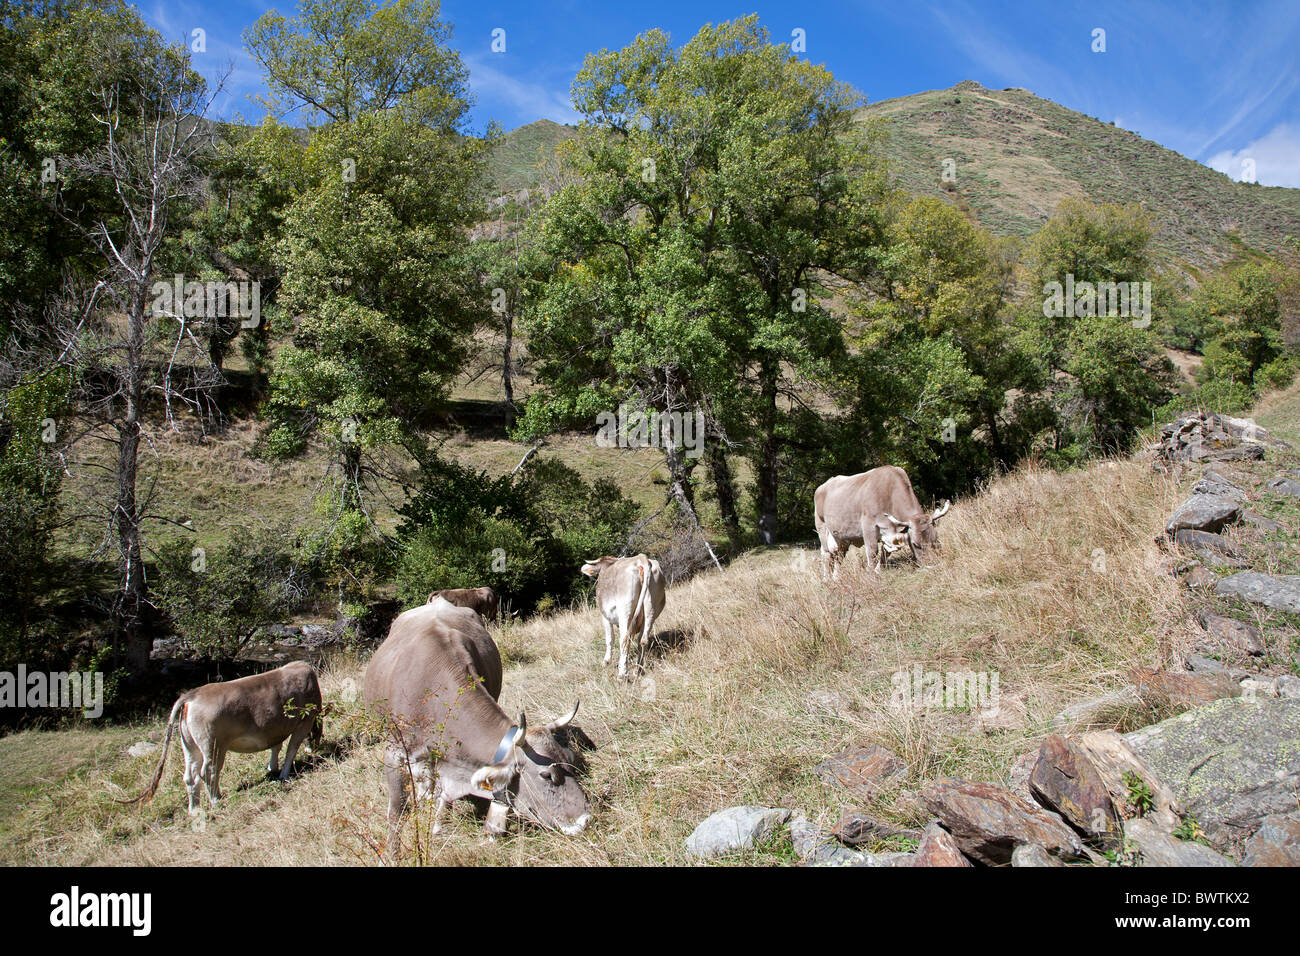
[921,778,1084,865]
[912,822,972,867]
[685,806,790,858]
[1123,698,1300,855]
[1153,413,1283,465]
[1215,572,1300,614]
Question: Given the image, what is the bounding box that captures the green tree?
[1018,198,1176,458]
[249,0,491,605]
[851,196,1030,492]
[521,16,889,545]
[1195,262,1293,390]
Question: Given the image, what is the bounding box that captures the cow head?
[470,704,592,836]
[882,500,951,561]
[580,556,618,579]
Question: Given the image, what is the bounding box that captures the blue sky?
[140,0,1300,186]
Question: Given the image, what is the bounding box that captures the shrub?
[396,454,638,614]
[153,526,305,658]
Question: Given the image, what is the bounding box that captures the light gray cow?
[580,554,666,679]
[814,465,950,577]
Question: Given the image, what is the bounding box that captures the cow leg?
[430,786,449,836]
[279,725,311,781]
[267,741,282,777]
[383,746,409,859]
[179,720,202,815]
[601,615,613,666]
[202,744,225,809]
[863,516,886,573]
[616,609,633,679]
[637,607,656,674]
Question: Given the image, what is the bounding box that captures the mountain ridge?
[489,81,1300,270]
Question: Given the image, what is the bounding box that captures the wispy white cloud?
[145,0,267,121]
[463,54,580,128]
[1207,123,1300,187]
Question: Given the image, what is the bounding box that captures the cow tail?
[117,694,187,805]
[634,556,654,639]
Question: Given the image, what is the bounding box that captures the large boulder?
[1123,818,1235,867]
[685,806,791,858]
[1215,572,1300,614]
[1030,734,1123,849]
[912,821,973,867]
[1195,610,1265,656]
[920,778,1084,865]
[1242,814,1300,867]
[1123,698,1300,855]
[1165,494,1241,536]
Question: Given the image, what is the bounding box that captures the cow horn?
[884,512,908,530]
[549,701,580,731]
[513,714,527,748]
[932,500,951,521]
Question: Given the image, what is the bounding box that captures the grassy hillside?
[486,119,579,194]
[10,380,1300,866]
[860,80,1300,269]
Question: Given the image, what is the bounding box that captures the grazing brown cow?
[579,554,666,679]
[814,465,950,577]
[427,586,499,622]
[122,661,324,814]
[364,598,590,854]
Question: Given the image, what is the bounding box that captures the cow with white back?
[814,465,950,577]
[363,598,591,855]
[120,660,325,814]
[580,554,666,679]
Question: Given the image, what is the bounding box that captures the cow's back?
[186,661,321,748]
[364,600,503,730]
[595,555,663,631]
[818,466,922,538]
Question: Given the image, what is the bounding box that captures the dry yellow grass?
[5,446,1204,866]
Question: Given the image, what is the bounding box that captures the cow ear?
[471,760,518,794]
